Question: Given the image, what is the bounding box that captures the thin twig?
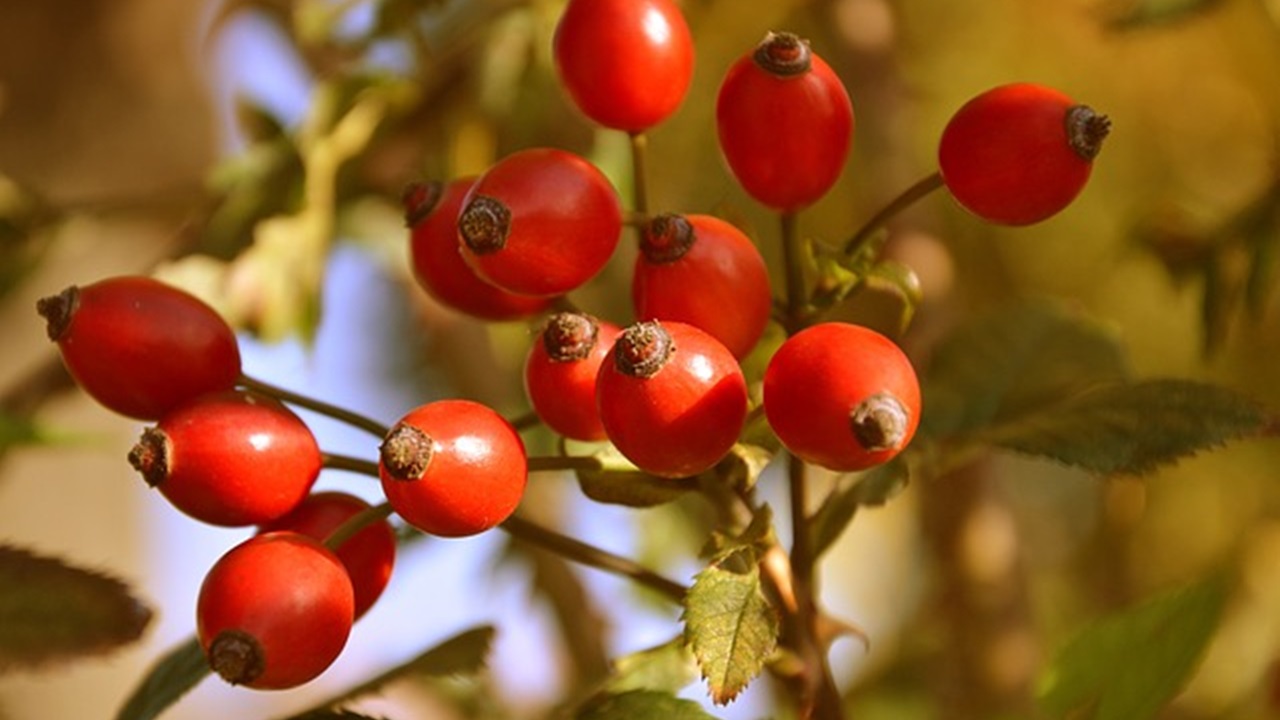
[500,515,687,603]
[239,373,390,439]
[843,171,944,258]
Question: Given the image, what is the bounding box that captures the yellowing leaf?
[681,551,779,705]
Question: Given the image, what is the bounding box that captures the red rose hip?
[633,213,772,359]
[764,322,920,472]
[405,179,554,321]
[36,276,241,419]
[128,390,321,527]
[716,32,854,211]
[553,0,695,132]
[379,400,527,537]
[259,491,397,619]
[458,148,622,297]
[938,82,1110,225]
[523,312,621,441]
[197,531,354,689]
[596,321,748,478]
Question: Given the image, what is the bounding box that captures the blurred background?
[2,0,1280,718]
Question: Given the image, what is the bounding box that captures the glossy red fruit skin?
[716,32,854,212]
[596,321,748,478]
[523,313,622,442]
[379,400,527,538]
[405,179,553,321]
[129,390,321,527]
[36,276,241,420]
[763,323,921,472]
[259,491,396,620]
[938,83,1104,225]
[197,532,354,690]
[553,0,694,132]
[458,148,622,297]
[632,214,772,359]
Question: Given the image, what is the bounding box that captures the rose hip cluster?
[35,0,1108,695]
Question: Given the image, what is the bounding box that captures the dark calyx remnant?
[208,629,266,686]
[379,423,435,481]
[753,31,812,77]
[614,321,675,379]
[849,392,910,452]
[543,312,600,362]
[458,195,512,255]
[35,285,79,341]
[640,213,696,264]
[128,427,170,487]
[1066,105,1112,161]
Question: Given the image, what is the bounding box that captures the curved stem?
[239,374,390,439]
[501,514,686,603]
[322,452,381,477]
[842,171,944,258]
[629,131,650,218]
[324,502,394,552]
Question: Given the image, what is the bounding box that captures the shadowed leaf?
[573,441,697,507]
[682,550,779,705]
[810,457,909,559]
[1105,0,1226,30]
[988,379,1274,475]
[921,300,1129,442]
[276,626,496,720]
[0,545,152,672]
[114,638,208,720]
[578,689,721,720]
[1038,572,1228,720]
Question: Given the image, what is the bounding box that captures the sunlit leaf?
[682,550,779,705]
[809,457,909,559]
[0,545,152,672]
[578,689,721,720]
[1037,572,1228,720]
[921,300,1130,441]
[987,379,1274,476]
[603,638,700,696]
[114,638,208,720]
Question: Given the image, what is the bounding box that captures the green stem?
[322,452,381,477]
[501,515,687,602]
[842,171,944,258]
[508,410,542,433]
[238,373,390,439]
[527,455,604,473]
[324,502,394,552]
[781,211,807,335]
[630,131,650,218]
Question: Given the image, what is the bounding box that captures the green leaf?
[114,637,208,720]
[921,300,1130,442]
[278,626,496,720]
[809,457,909,560]
[682,551,779,705]
[988,379,1274,475]
[0,545,152,672]
[1037,572,1228,720]
[602,638,700,696]
[578,690,721,720]
[573,441,697,508]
